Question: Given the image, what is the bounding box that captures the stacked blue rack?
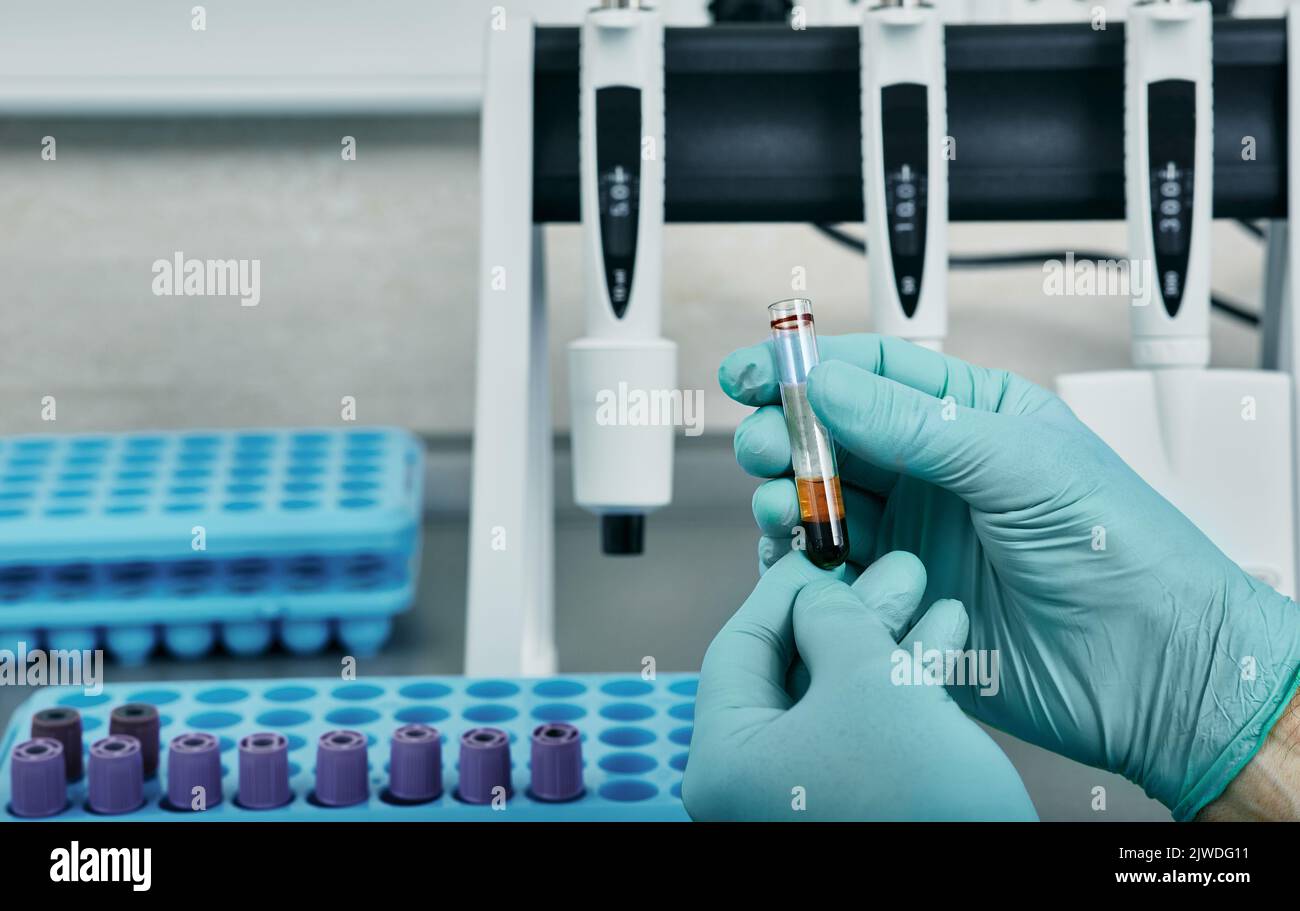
[0,428,424,662]
[0,674,696,822]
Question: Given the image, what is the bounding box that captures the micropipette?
[862,0,948,351]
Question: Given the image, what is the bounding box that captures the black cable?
[811,222,865,253]
[1211,295,1263,327]
[949,250,1133,268]
[810,223,1262,327]
[1236,219,1267,240]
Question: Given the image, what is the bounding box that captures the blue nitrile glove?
[720,333,1300,820]
[682,549,1037,821]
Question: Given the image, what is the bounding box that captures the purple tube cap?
[10,738,68,818]
[88,735,145,815]
[529,722,584,802]
[314,730,369,808]
[388,723,442,803]
[109,703,161,778]
[31,707,83,782]
[457,727,512,805]
[237,732,291,810]
[167,732,223,811]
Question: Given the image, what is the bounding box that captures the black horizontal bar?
[532,20,1288,223]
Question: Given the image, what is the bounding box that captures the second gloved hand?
[683,550,1036,821]
[721,333,1300,820]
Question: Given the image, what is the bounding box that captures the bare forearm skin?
[1198,689,1300,821]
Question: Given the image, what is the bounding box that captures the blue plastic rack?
[0,428,424,662]
[0,674,696,821]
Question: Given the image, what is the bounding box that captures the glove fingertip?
[719,345,776,404]
[913,598,971,654]
[757,535,789,572]
[734,411,793,478]
[752,479,799,534]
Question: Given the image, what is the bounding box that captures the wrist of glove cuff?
[1167,585,1300,821]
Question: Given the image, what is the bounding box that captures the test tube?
[768,298,850,569]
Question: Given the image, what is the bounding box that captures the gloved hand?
[721,333,1300,820]
[682,549,1037,821]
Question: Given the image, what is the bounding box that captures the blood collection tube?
[768,298,850,569]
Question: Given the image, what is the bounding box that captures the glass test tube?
[768,298,850,570]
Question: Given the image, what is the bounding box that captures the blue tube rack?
[0,674,696,821]
[0,428,424,662]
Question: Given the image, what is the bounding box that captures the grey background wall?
[0,115,1264,438]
